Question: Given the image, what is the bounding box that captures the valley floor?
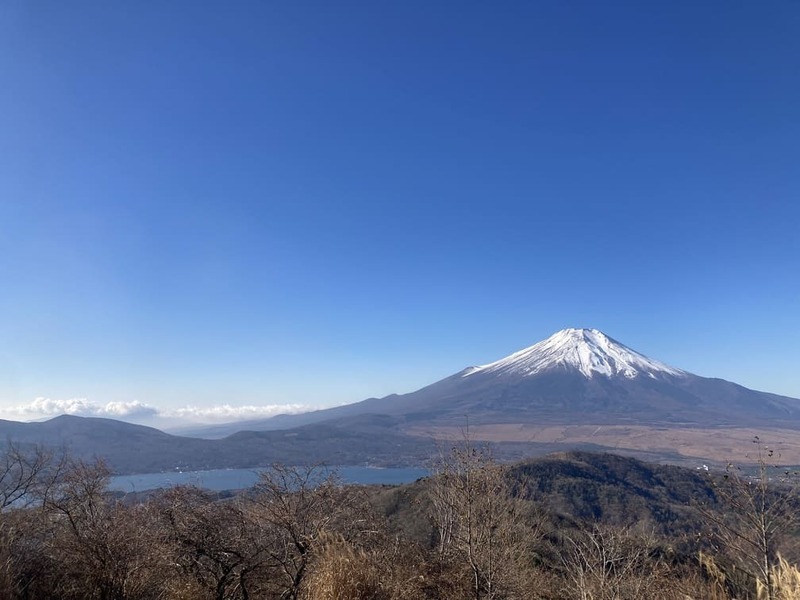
[408,423,800,465]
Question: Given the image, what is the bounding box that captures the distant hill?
[509,451,715,533]
[373,450,718,547]
[6,329,800,472]
[0,414,435,474]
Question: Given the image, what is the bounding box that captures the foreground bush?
[0,444,799,599]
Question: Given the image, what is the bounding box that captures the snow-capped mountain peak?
[465,328,686,380]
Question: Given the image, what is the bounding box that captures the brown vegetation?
[408,423,800,466]
[0,440,799,599]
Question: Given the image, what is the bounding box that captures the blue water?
[109,466,429,492]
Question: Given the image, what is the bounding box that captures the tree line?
[0,437,798,599]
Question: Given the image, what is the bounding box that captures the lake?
[109,466,429,492]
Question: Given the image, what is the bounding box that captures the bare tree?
[0,442,68,597]
[428,436,531,599]
[698,437,800,600]
[0,442,59,511]
[560,524,669,600]
[159,485,266,600]
[44,458,168,600]
[247,464,363,600]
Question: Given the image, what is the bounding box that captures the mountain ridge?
[5,328,800,471]
[186,328,800,437]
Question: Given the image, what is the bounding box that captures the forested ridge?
[1,441,799,599]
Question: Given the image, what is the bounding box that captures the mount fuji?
[169,327,799,465]
[461,328,686,380]
[202,328,800,436]
[7,329,800,470]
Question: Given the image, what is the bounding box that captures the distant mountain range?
[0,414,436,474]
[4,328,800,473]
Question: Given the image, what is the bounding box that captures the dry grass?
[764,555,800,600]
[302,534,425,600]
[408,424,800,465]
[303,538,386,600]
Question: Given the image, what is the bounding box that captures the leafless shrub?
[559,523,674,600]
[43,458,169,600]
[247,464,371,599]
[159,485,266,600]
[697,438,800,600]
[0,442,61,511]
[428,435,534,599]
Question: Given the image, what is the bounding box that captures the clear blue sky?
[1,1,799,423]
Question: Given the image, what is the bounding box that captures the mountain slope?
[0,415,434,474]
[464,328,686,379]
[207,328,800,435]
[377,451,716,543]
[9,329,800,471]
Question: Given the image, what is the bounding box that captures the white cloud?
[0,397,314,425]
[0,397,159,420]
[168,403,312,423]
[102,400,159,417]
[22,397,94,416]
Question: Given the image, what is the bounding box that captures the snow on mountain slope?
[465,328,686,380]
